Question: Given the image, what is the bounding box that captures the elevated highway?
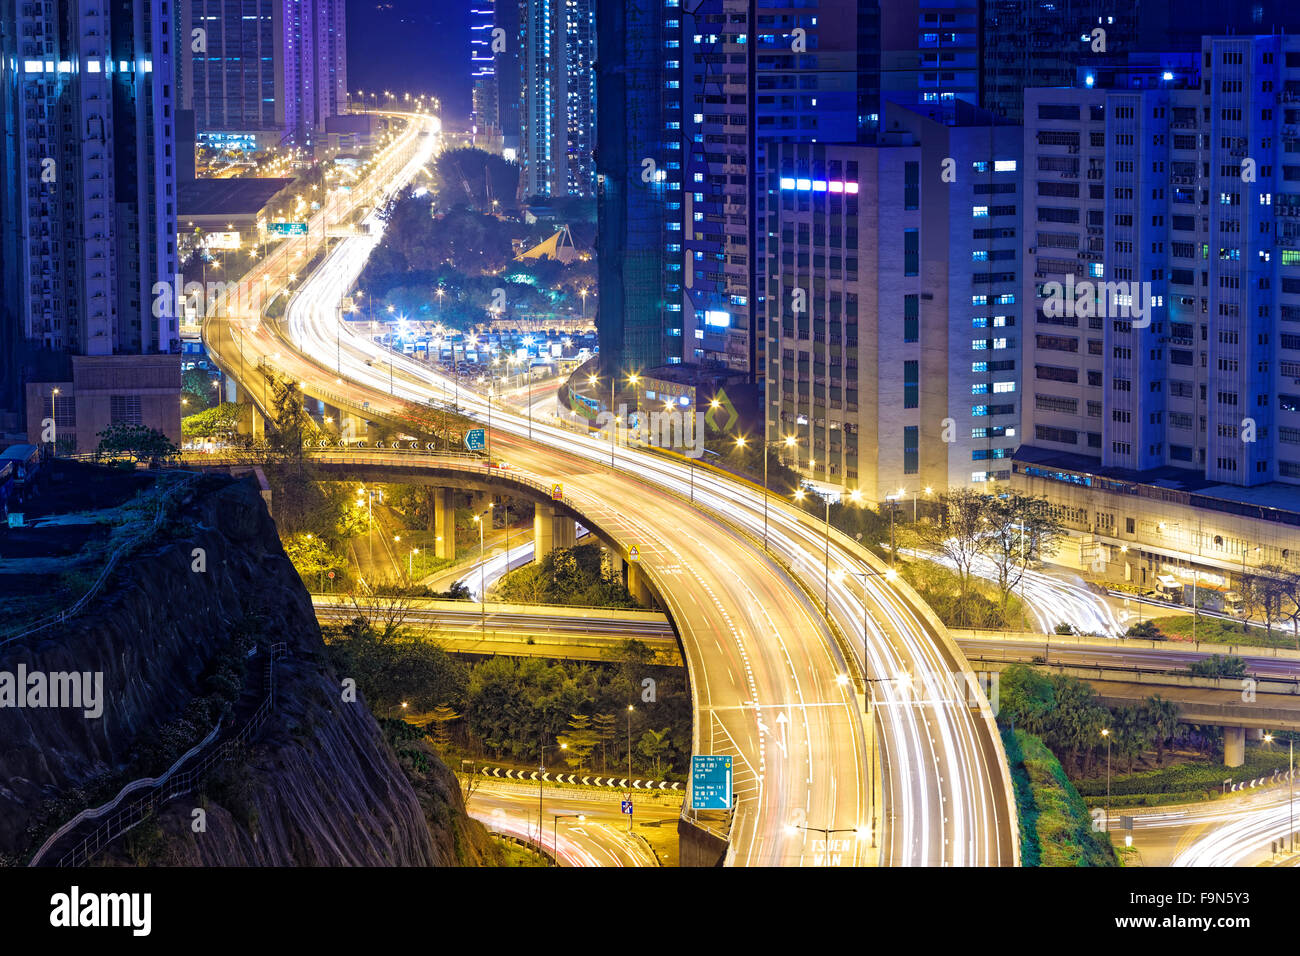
[205,112,1018,866]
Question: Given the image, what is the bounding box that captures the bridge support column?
[535,506,555,560]
[627,561,655,608]
[435,488,456,560]
[553,513,577,550]
[339,411,368,443]
[1224,726,1245,767]
[607,548,626,584]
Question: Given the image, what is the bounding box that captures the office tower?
[597,0,879,379]
[282,0,347,149]
[1020,36,1300,491]
[764,103,1021,500]
[0,0,182,448]
[471,1,501,144]
[185,0,285,145]
[1014,34,1300,587]
[595,0,675,374]
[519,0,596,198]
[880,0,979,125]
[678,1,870,378]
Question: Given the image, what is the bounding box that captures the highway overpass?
[204,111,1019,867]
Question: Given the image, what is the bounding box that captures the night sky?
[347,0,471,125]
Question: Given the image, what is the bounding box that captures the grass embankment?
[1002,728,1118,867]
[1073,746,1294,808]
[1150,615,1300,652]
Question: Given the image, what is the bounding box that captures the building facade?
[764,103,1022,502]
[470,0,500,145]
[182,0,344,150]
[1015,35,1300,586]
[519,0,596,198]
[0,0,182,448]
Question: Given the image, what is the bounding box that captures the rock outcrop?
[0,470,494,866]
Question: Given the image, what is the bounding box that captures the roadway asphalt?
[959,635,1300,680]
[466,779,672,866]
[205,111,1016,866]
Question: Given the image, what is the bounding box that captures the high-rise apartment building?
[0,0,182,447]
[598,0,878,379]
[1014,36,1300,586]
[595,0,675,374]
[519,0,596,198]
[764,103,1021,500]
[679,0,871,377]
[184,0,284,143]
[470,1,501,145]
[182,0,345,151]
[281,0,346,149]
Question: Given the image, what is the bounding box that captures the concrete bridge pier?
[553,512,577,550]
[535,505,555,560]
[627,560,656,608]
[434,487,456,560]
[607,548,626,584]
[231,381,265,441]
[1225,726,1246,767]
[338,410,369,443]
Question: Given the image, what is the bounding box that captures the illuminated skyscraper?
[0,0,182,447]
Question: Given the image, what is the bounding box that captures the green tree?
[637,727,673,777]
[592,712,618,770]
[999,664,1056,736]
[557,713,600,771]
[1112,704,1150,773]
[916,489,990,597]
[94,423,179,466]
[427,704,461,752]
[1189,654,1248,679]
[1245,567,1290,638]
[1144,695,1180,767]
[183,402,247,440]
[1125,619,1162,640]
[983,493,1066,608]
[182,368,221,411]
[283,532,348,591]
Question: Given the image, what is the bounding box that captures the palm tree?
[1144,696,1180,767]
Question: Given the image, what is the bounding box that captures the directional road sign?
[463,428,486,452]
[691,755,733,810]
[268,221,309,237]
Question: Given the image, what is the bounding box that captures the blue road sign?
[464,428,486,451]
[621,800,633,815]
[268,221,309,237]
[691,755,733,810]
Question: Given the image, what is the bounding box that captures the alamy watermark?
[0,665,103,718]
[595,404,704,459]
[1042,274,1154,328]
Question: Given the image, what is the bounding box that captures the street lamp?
[793,487,832,615]
[884,490,904,569]
[473,504,493,635]
[1266,733,1295,853]
[783,822,867,866]
[626,704,634,783]
[49,387,60,454]
[1101,727,1112,828]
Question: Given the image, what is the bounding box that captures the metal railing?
[1,472,201,648]
[32,642,286,867]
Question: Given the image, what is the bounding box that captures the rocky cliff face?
[0,471,494,866]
